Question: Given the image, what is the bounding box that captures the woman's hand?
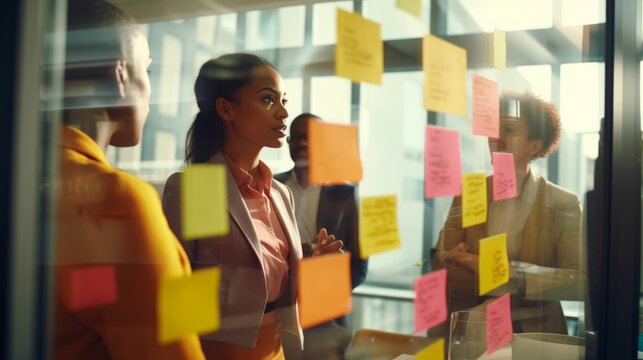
[313,228,344,256]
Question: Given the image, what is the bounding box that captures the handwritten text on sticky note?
[425,125,462,198]
[416,338,445,360]
[462,173,487,228]
[414,269,447,333]
[472,74,500,138]
[479,233,509,295]
[335,9,383,85]
[359,195,401,259]
[299,253,352,329]
[182,165,229,240]
[69,265,117,310]
[423,35,467,116]
[158,267,221,344]
[492,153,517,201]
[487,293,513,354]
[309,119,363,185]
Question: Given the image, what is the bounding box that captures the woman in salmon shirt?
[162,53,344,359]
[55,0,204,358]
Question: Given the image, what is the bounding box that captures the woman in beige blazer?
[162,54,343,359]
[432,92,584,335]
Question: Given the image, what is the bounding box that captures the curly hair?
[501,91,562,159]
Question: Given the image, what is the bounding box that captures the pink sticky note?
[492,152,518,201]
[472,74,500,138]
[69,265,117,310]
[486,294,513,354]
[414,269,447,333]
[425,126,462,198]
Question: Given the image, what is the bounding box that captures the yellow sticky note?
[479,233,509,295]
[359,195,401,259]
[335,9,383,85]
[423,34,467,116]
[416,338,445,360]
[181,164,229,240]
[492,30,506,69]
[158,267,221,343]
[462,173,487,228]
[397,0,422,18]
[299,253,352,329]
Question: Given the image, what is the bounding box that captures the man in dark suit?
[275,113,368,359]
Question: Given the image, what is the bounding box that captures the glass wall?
[9,0,643,358]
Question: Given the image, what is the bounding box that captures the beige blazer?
[432,171,584,334]
[162,152,303,349]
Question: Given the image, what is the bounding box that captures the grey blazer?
[162,152,303,349]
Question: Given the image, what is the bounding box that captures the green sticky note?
[181,164,229,240]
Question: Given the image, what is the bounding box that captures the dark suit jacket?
[274,170,368,290]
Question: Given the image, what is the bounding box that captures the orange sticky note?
[486,293,513,354]
[181,164,229,240]
[492,30,506,69]
[308,119,363,185]
[158,267,221,344]
[359,195,401,259]
[298,253,352,329]
[423,34,467,116]
[462,173,487,228]
[479,233,509,295]
[335,9,383,85]
[416,338,445,360]
[472,74,500,139]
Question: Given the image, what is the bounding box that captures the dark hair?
[185,53,275,164]
[65,0,139,71]
[64,0,140,111]
[290,113,321,128]
[501,92,562,159]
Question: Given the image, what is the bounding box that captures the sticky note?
[486,293,513,354]
[423,34,467,116]
[414,269,447,333]
[298,253,352,329]
[69,265,117,310]
[181,164,229,240]
[492,153,518,201]
[359,195,401,259]
[472,74,500,138]
[158,267,221,343]
[335,9,383,85]
[396,0,422,18]
[416,338,445,360]
[308,119,363,185]
[425,125,462,198]
[479,233,509,295]
[492,30,506,69]
[462,173,487,228]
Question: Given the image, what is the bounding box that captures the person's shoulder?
[538,175,580,207]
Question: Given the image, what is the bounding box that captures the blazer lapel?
[209,152,263,263]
